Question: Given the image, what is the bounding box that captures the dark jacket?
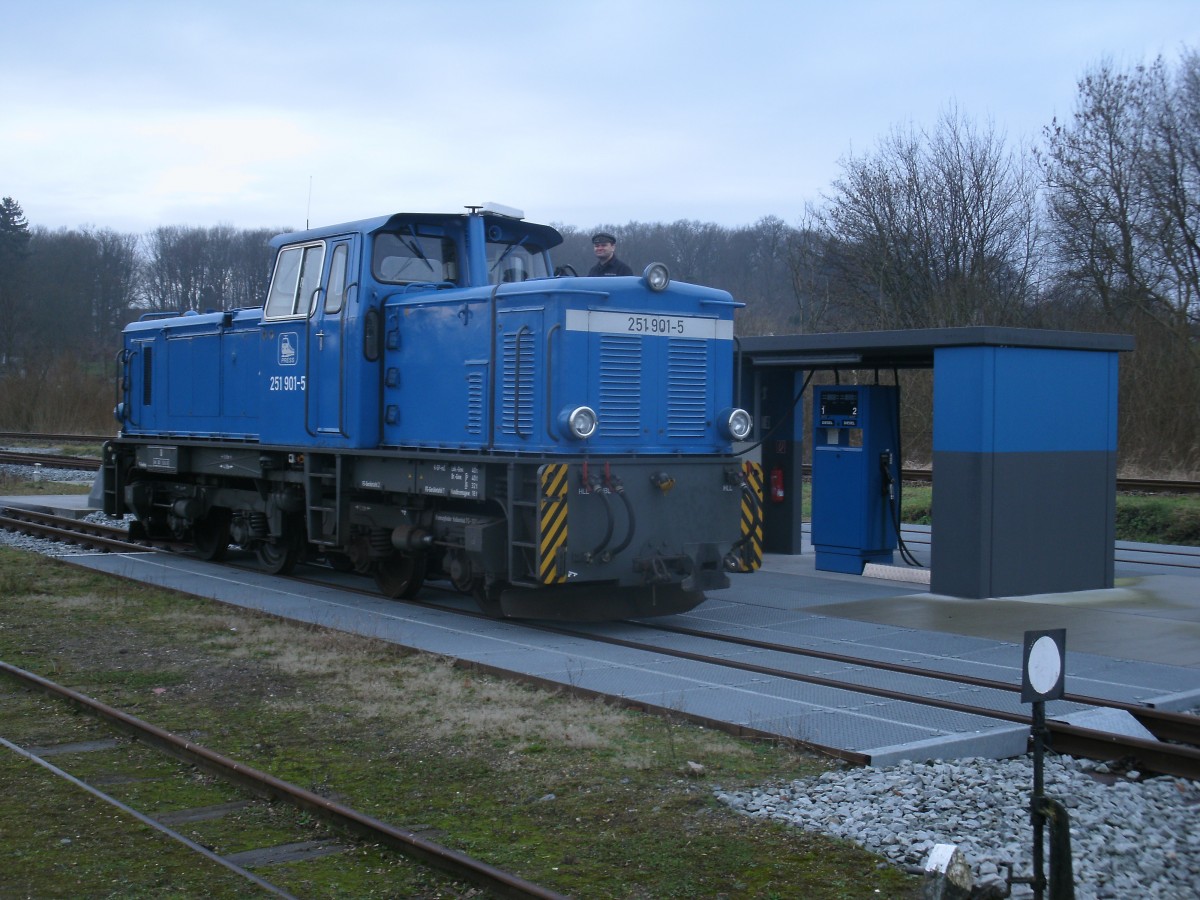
[588,255,633,277]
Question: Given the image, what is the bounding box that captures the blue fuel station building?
[738,327,1134,599]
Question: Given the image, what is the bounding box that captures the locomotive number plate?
[138,445,179,473]
[565,309,733,340]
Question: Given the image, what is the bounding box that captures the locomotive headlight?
[719,407,753,441]
[560,405,598,440]
[642,262,671,292]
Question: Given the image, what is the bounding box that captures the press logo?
[279,332,299,366]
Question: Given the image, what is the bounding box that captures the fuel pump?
[811,385,900,574]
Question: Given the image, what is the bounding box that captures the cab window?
[486,238,550,284]
[325,243,349,314]
[373,228,458,284]
[265,242,325,318]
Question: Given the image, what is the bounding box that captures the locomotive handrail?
[495,286,612,300]
[486,282,502,450]
[378,287,456,307]
[303,288,323,438]
[698,297,745,308]
[114,347,140,429]
[112,348,126,427]
[399,281,457,293]
[734,335,743,423]
[544,323,561,443]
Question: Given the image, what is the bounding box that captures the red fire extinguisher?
[770,468,785,503]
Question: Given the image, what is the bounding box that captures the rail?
[0,660,568,899]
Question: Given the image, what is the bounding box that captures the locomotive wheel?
[192,509,231,561]
[472,581,506,618]
[255,540,300,576]
[446,550,475,594]
[374,552,427,599]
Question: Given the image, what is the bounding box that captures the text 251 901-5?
[269,375,307,391]
[627,315,685,335]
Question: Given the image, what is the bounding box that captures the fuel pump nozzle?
[879,450,895,501]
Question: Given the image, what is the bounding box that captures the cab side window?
[265,242,326,318]
[325,244,349,314]
[486,240,550,285]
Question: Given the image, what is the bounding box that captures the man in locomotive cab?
[588,231,632,276]
[500,255,527,283]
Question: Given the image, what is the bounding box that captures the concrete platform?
[7,495,1200,765]
[767,524,1200,671]
[62,548,1037,765]
[0,492,97,520]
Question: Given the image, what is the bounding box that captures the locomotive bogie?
[105,440,752,616]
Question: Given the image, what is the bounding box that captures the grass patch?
[1114,494,1200,545]
[0,470,93,495]
[895,485,1200,545]
[0,549,921,898]
[809,482,1199,546]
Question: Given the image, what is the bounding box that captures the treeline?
[1,52,1197,473]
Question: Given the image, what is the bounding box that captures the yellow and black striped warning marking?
[538,463,569,584]
[738,461,764,572]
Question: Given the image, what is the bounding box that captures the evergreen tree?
[0,197,32,364]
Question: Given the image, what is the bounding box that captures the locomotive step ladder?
[303,453,343,547]
[506,462,572,589]
[506,464,543,588]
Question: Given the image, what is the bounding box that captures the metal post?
[1031,699,1046,900]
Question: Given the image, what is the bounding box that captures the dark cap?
[591,231,617,245]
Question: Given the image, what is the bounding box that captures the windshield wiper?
[489,235,529,275]
[398,227,435,273]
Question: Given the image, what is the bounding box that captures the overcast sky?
[4,0,1197,235]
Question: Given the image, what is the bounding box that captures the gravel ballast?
[715,754,1200,899]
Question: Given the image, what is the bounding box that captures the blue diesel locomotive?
[102,204,762,619]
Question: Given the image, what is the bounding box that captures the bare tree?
[88,228,139,350]
[140,225,275,311]
[785,216,846,333]
[1042,54,1200,344]
[1042,51,1200,472]
[19,227,138,363]
[816,107,1042,329]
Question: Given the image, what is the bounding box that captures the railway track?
[0,661,565,899]
[0,506,146,552]
[0,431,112,444]
[539,617,1200,780]
[0,450,102,470]
[893,466,1200,496]
[4,505,1200,780]
[3,432,1200,494]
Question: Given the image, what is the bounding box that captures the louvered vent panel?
[465,370,484,435]
[599,335,641,438]
[501,329,535,436]
[667,338,708,437]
